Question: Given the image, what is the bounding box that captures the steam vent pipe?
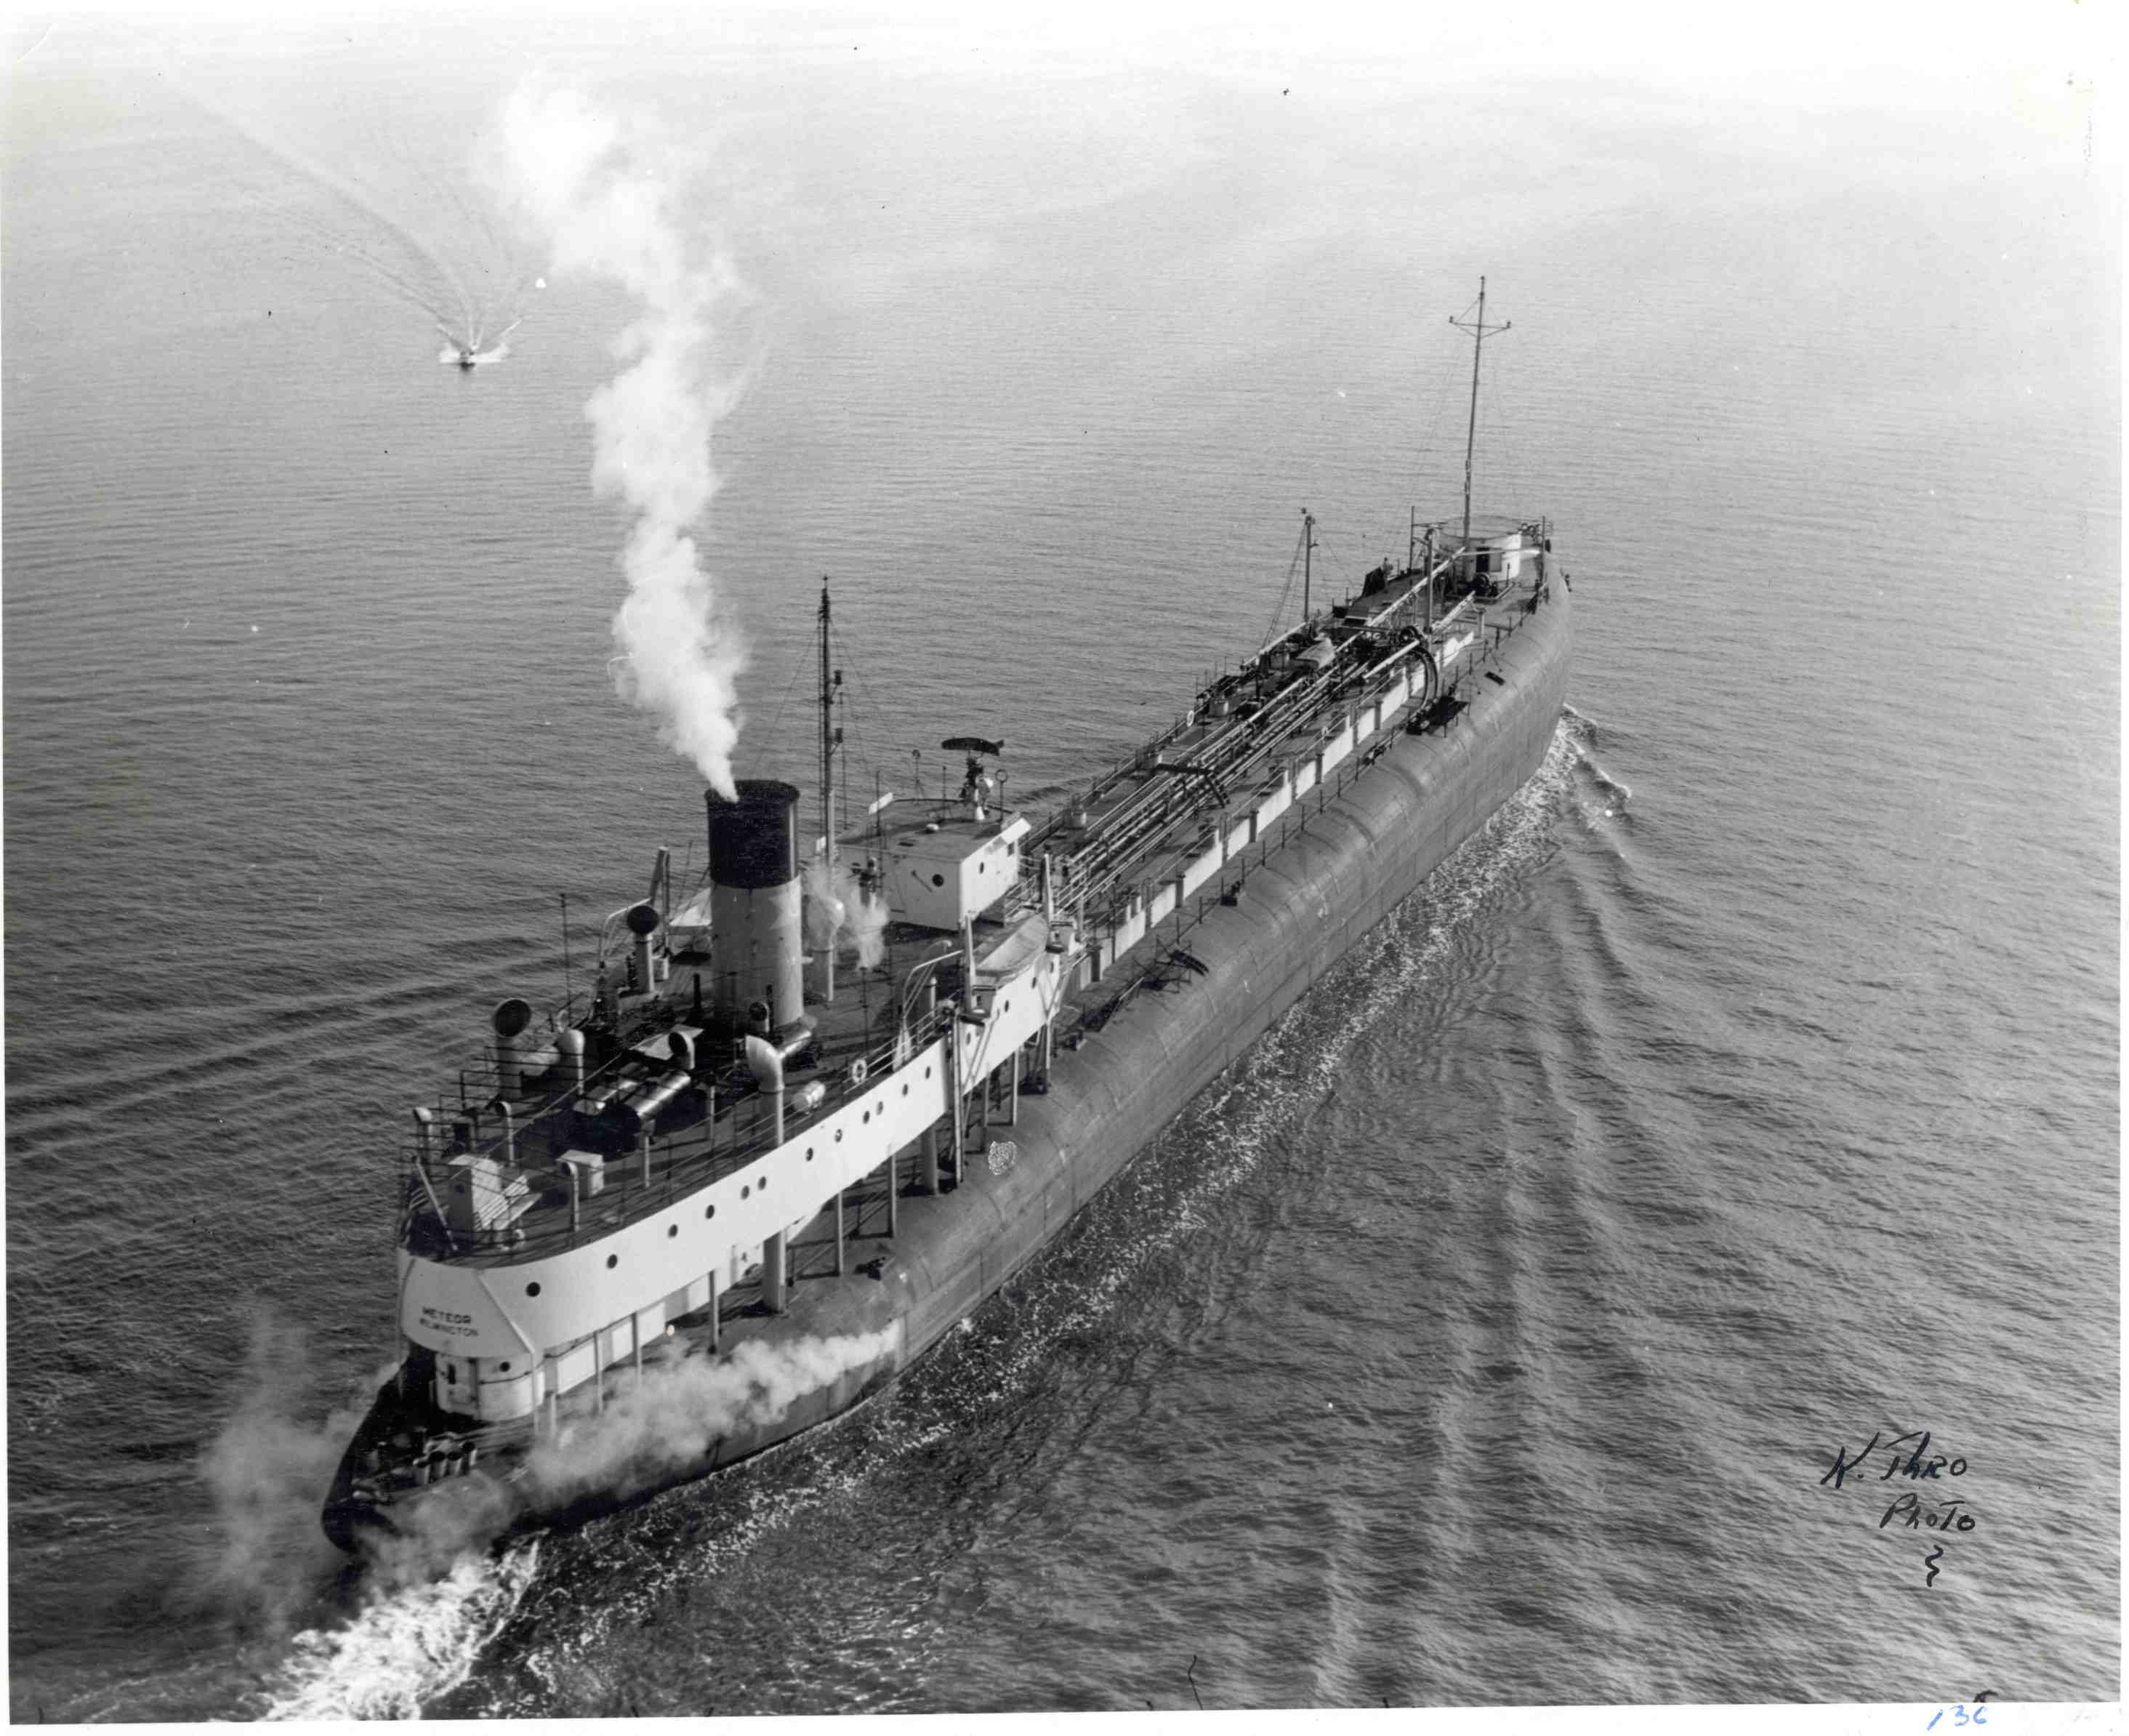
[625,901,660,994]
[706,780,804,1032]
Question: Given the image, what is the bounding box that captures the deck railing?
[401,997,962,1265]
[397,542,1550,1266]
[1042,557,1544,931]
[1058,568,1553,1041]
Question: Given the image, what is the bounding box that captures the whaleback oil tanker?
[323,284,1572,1553]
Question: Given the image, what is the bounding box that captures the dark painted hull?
[326,579,1571,1552]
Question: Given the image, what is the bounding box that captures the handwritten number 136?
[1926,1708,1987,1729]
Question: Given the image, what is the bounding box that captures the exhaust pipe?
[743,1034,786,1144]
[624,902,661,1000]
[744,1033,789,1315]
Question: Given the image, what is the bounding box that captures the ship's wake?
[230,1313,910,1718]
[438,317,522,368]
[437,341,511,368]
[161,63,535,363]
[257,1541,541,1721]
[1563,703,1633,827]
[174,1318,539,1719]
[424,723,1589,1716]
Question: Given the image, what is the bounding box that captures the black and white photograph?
[4,0,2117,1721]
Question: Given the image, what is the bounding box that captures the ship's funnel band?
[707,780,801,889]
[707,781,805,1026]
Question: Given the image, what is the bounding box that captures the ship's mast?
[1449,276,1510,548]
[1302,507,1315,622]
[818,577,839,1005]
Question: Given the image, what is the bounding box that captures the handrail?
[404,997,965,1264]
[398,547,1548,1264]
[1059,572,1548,1038]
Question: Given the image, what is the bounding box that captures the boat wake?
[429,726,1585,1716]
[439,316,521,369]
[161,64,534,364]
[257,1540,541,1721]
[1562,704,1632,825]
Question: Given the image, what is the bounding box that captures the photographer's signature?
[1819,1429,1975,1586]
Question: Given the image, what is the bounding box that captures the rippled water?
[4,22,2117,1719]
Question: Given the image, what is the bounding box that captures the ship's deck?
[408,907,1020,1268]
[407,534,1547,1275]
[1027,557,1502,910]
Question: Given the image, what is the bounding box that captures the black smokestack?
[705,781,802,1033]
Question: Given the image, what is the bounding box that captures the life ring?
[846,1058,869,1088]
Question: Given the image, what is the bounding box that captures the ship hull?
[326,577,1570,1551]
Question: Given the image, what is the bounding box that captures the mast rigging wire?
[743,655,808,784]
[1257,521,1310,648]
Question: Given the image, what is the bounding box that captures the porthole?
[834,1129,844,1142]
[741,1184,750,1199]
[704,1203,716,1219]
[606,1253,619,1269]
[925,1065,933,1080]
[526,1282,542,1298]
[862,1109,871,1124]
[901,1082,909,1097]
[930,873,945,888]
[499,1361,512,1374]
[806,1146,815,1162]
[668,1224,679,1238]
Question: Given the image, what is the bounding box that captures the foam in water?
[473,726,1582,1698]
[258,1540,541,1720]
[276,731,1580,1713]
[166,68,528,351]
[1562,704,1632,826]
[437,316,521,368]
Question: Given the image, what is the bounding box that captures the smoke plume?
[521,1325,898,1510]
[195,1317,380,1631]
[803,855,891,971]
[495,79,746,797]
